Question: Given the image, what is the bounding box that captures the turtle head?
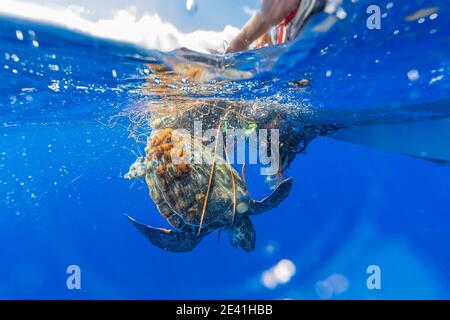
[125,157,146,179]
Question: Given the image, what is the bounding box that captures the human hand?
[225,37,249,54]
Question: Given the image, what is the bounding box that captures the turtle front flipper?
[126,215,203,252]
[249,178,293,215]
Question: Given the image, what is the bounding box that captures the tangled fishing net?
[121,59,339,180]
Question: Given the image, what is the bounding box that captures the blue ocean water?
[1,0,449,299]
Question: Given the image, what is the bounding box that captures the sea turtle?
[125,128,293,252]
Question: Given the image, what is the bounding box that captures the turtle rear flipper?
[249,178,293,215]
[228,216,256,252]
[126,215,203,252]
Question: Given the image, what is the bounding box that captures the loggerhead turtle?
[125,128,293,252]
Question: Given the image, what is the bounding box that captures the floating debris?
[405,7,440,21]
[288,79,310,87]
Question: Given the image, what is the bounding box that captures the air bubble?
[407,69,420,81]
[16,30,24,41]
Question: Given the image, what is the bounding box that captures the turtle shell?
[143,128,250,235]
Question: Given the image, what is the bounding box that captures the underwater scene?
[0,0,449,299]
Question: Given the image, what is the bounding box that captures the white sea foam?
[0,0,240,53]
